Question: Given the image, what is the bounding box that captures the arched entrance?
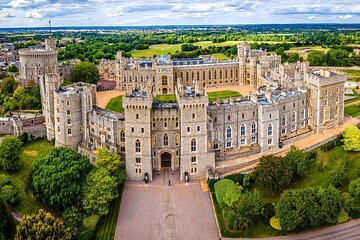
[161,152,172,168]
[162,88,168,95]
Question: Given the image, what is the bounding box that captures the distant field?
[154,94,177,102]
[341,69,360,76]
[209,53,232,60]
[207,90,242,101]
[105,96,124,113]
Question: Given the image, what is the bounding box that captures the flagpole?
[49,20,52,36]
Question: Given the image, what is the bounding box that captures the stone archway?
[160,152,172,168]
[162,88,168,95]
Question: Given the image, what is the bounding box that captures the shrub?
[285,145,308,177]
[0,174,11,188]
[320,137,343,152]
[63,206,83,228]
[342,126,360,151]
[0,136,22,171]
[242,174,253,188]
[82,214,99,230]
[214,179,241,208]
[330,163,348,188]
[270,217,282,230]
[262,203,275,223]
[337,209,349,224]
[0,185,18,204]
[224,174,244,185]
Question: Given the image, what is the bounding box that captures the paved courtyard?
[115,168,219,240]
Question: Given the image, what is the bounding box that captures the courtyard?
[115,168,219,240]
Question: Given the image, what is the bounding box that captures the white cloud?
[339,14,353,19]
[26,10,42,18]
[308,16,321,20]
[8,0,31,8]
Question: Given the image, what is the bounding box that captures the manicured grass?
[105,96,124,113]
[210,145,360,238]
[95,184,124,240]
[207,90,242,101]
[154,94,177,103]
[345,89,360,104]
[210,53,232,60]
[345,104,360,117]
[340,69,360,77]
[130,44,182,58]
[1,140,53,214]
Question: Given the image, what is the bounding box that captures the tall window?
[302,109,306,120]
[267,123,273,136]
[291,111,296,123]
[162,75,167,85]
[163,134,168,146]
[281,115,286,126]
[191,138,196,152]
[251,122,257,134]
[135,140,141,153]
[240,124,246,136]
[67,128,71,135]
[214,128,218,140]
[120,130,125,142]
[226,126,232,139]
[175,135,180,146]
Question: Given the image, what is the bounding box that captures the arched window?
[281,115,286,126]
[251,122,257,134]
[191,138,196,152]
[214,128,218,140]
[175,135,180,146]
[163,134,168,146]
[267,123,273,136]
[291,111,296,123]
[240,124,246,136]
[162,75,168,85]
[68,128,71,135]
[226,126,232,139]
[135,140,141,153]
[120,130,125,142]
[67,110,70,115]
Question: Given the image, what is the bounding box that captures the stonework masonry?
[16,39,347,181]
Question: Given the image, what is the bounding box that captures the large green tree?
[214,179,242,208]
[96,147,121,174]
[254,155,293,194]
[82,168,118,216]
[15,209,74,240]
[307,51,326,66]
[32,147,91,210]
[343,126,360,152]
[276,186,341,231]
[70,61,99,84]
[0,136,22,171]
[0,76,18,95]
[285,145,308,177]
[349,178,360,212]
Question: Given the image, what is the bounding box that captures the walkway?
[223,218,360,240]
[115,168,219,240]
[218,116,360,176]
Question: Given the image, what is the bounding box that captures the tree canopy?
[214,179,242,208]
[96,147,122,174]
[285,145,308,177]
[32,147,92,210]
[70,61,99,84]
[343,126,360,152]
[0,136,22,171]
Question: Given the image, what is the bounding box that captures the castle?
[18,39,346,181]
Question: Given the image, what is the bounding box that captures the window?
[214,117,217,123]
[131,127,134,133]
[190,167,198,174]
[135,140,141,153]
[141,128,144,133]
[302,109,306,120]
[282,128,286,135]
[164,122,167,128]
[228,115,231,121]
[214,128,218,140]
[67,119,71,124]
[136,114,139,119]
[281,115,286,126]
[191,139,196,152]
[336,96,339,103]
[175,135,180,146]
[240,138,245,145]
[191,156,197,164]
[241,113,245,119]
[162,75,168,85]
[176,121,179,128]
[251,122,257,134]
[269,113,272,119]
[291,125,297,132]
[301,121,306,128]
[197,126,200,132]
[163,134,168,146]
[67,101,70,106]
[153,122,156,128]
[67,110,70,115]
[251,135,256,143]
[336,87,339,93]
[120,130,125,142]
[226,126,232,139]
[240,124,246,136]
[187,127,190,133]
[267,123,273,136]
[136,157,141,164]
[226,140,232,148]
[324,99,328,106]
[213,143,219,150]
[267,139,273,145]
[58,126,60,133]
[192,113,195,119]
[67,128,72,135]
[291,112,296,123]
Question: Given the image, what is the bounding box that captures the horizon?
[1,0,360,28]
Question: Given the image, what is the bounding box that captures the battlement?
[305,70,347,86]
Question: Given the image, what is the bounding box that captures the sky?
[0,0,360,27]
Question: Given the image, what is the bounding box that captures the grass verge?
[105,96,124,113]
[207,90,242,101]
[154,94,177,103]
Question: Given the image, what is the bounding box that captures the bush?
[270,217,282,230]
[0,136,23,171]
[225,174,244,185]
[0,174,11,188]
[262,203,275,223]
[63,206,84,228]
[0,185,18,204]
[214,179,241,208]
[337,209,349,224]
[320,137,343,152]
[82,214,99,230]
[285,146,309,177]
[330,163,348,188]
[342,126,360,151]
[242,174,253,188]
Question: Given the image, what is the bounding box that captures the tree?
[0,185,18,204]
[285,145,308,177]
[8,65,18,73]
[349,178,360,212]
[343,126,360,151]
[82,168,118,216]
[214,179,241,208]
[254,155,293,194]
[15,209,74,240]
[276,186,341,231]
[70,61,99,84]
[307,51,326,66]
[0,199,15,240]
[96,147,121,174]
[0,136,22,171]
[330,163,348,188]
[32,147,91,210]
[0,76,18,95]
[235,192,262,229]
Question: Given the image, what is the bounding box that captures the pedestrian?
[168,180,171,186]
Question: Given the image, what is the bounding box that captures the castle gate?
[160,152,172,168]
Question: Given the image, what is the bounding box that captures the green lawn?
[154,94,177,103]
[105,96,124,113]
[207,90,242,101]
[345,104,360,117]
[210,53,232,60]
[210,145,360,238]
[340,69,360,77]
[345,89,360,104]
[95,184,124,240]
[130,44,182,58]
[1,140,53,214]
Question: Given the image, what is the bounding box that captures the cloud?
[25,10,42,18]
[8,0,31,8]
[339,14,353,19]
[308,16,321,20]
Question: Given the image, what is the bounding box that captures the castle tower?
[45,38,57,50]
[237,43,248,85]
[155,61,174,95]
[54,83,96,150]
[123,88,153,181]
[176,82,215,181]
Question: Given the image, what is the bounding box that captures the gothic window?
[226,126,232,139]
[186,72,189,81]
[291,111,296,123]
[197,71,199,81]
[163,134,168,146]
[267,123,273,136]
[209,70,211,79]
[67,128,72,135]
[120,130,125,142]
[191,138,196,152]
[230,69,233,78]
[220,70,222,79]
[135,139,141,153]
[251,122,257,134]
[281,115,286,126]
[162,75,168,85]
[67,110,70,115]
[302,109,306,120]
[203,71,205,80]
[240,124,246,136]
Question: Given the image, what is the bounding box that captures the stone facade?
[22,39,347,182]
